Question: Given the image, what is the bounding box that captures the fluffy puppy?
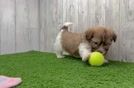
[54,22,117,62]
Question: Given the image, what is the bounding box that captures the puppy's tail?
[60,22,73,31]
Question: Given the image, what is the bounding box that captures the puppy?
[54,22,117,62]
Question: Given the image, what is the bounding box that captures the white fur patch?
[54,30,64,58]
[79,43,91,61]
[54,22,73,58]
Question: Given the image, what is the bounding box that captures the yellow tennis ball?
[89,52,104,66]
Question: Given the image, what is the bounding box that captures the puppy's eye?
[94,42,98,45]
[95,42,98,44]
[105,48,109,51]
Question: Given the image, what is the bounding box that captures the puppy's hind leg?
[54,30,64,58]
[55,50,64,58]
[54,42,64,58]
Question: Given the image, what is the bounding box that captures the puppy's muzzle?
[97,48,106,55]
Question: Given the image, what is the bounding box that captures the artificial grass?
[0,51,134,88]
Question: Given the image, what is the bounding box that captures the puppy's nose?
[97,50,105,55]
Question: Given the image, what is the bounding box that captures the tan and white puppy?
[54,22,117,62]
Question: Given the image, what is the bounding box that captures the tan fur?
[85,26,116,42]
[61,26,117,56]
[61,30,84,56]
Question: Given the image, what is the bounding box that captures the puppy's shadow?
[63,55,110,67]
[64,55,81,61]
[63,55,90,66]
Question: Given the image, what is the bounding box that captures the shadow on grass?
[63,55,110,67]
[54,53,134,68]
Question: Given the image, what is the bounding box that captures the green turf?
[0,51,134,88]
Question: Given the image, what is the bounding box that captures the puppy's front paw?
[82,58,88,62]
[104,59,109,63]
[57,55,65,58]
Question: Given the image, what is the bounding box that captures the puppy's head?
[85,26,117,55]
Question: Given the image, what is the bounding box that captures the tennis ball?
[89,52,104,66]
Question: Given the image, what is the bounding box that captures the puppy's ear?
[112,32,117,42]
[107,28,117,42]
[85,29,94,41]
